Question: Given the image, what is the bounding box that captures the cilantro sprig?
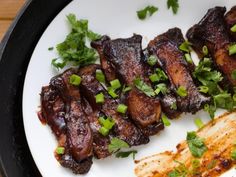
[137,6,158,20]
[167,0,179,14]
[52,14,101,69]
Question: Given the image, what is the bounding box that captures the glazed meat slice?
[40,81,92,174]
[148,28,210,113]
[50,69,93,162]
[102,35,163,135]
[225,6,236,40]
[79,64,149,146]
[91,36,116,82]
[187,7,236,87]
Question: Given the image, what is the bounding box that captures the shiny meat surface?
[79,64,149,145]
[148,28,210,113]
[102,35,163,135]
[225,6,236,40]
[187,7,236,87]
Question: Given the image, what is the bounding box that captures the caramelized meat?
[79,64,149,146]
[91,36,116,82]
[148,28,210,113]
[187,7,236,87]
[50,69,93,162]
[102,35,163,135]
[225,6,236,40]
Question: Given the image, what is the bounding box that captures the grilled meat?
[187,7,236,87]
[79,64,149,146]
[225,6,236,40]
[102,35,163,135]
[148,28,210,113]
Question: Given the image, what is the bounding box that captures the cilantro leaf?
[187,131,207,158]
[52,14,101,69]
[115,150,137,159]
[137,6,158,20]
[108,138,129,153]
[167,0,179,14]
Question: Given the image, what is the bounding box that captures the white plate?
[22,0,236,177]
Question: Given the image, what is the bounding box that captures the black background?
[0,0,72,176]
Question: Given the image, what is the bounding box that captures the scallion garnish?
[117,104,128,114]
[184,53,193,64]
[134,78,155,97]
[154,83,168,95]
[198,86,209,93]
[229,44,236,56]
[230,24,236,32]
[96,70,105,83]
[147,55,157,66]
[95,93,105,103]
[202,45,208,56]
[231,149,236,160]
[170,101,177,110]
[56,146,65,155]
[161,114,171,126]
[149,73,159,83]
[110,79,121,90]
[194,118,204,129]
[48,47,54,51]
[231,69,236,80]
[98,117,115,136]
[107,87,118,99]
[176,86,187,97]
[122,85,132,93]
[156,68,168,81]
[69,74,82,86]
[179,41,191,53]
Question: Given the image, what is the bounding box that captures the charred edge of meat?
[187,6,236,88]
[40,86,66,138]
[91,35,117,82]
[225,6,236,40]
[50,69,93,162]
[102,35,163,133]
[82,97,112,159]
[148,28,210,113]
[79,64,150,145]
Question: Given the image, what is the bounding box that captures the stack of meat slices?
[38,5,236,174]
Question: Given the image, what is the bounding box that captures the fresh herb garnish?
[229,44,236,56]
[184,53,193,64]
[115,150,137,159]
[96,70,106,83]
[231,69,236,80]
[122,85,132,93]
[207,159,217,169]
[168,161,188,177]
[69,74,81,86]
[170,101,177,110]
[186,131,207,158]
[202,45,209,56]
[231,24,236,32]
[95,92,105,103]
[162,114,171,127]
[147,55,157,66]
[198,85,209,94]
[134,78,155,97]
[179,41,192,53]
[107,87,118,98]
[108,138,129,153]
[56,147,65,155]
[167,0,179,14]
[155,68,168,82]
[176,86,187,97]
[231,150,236,160]
[155,83,168,95]
[52,14,101,69]
[137,6,158,20]
[194,118,204,129]
[110,79,121,90]
[48,47,54,51]
[117,104,128,114]
[98,117,115,136]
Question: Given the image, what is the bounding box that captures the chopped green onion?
[56,147,65,155]
[149,73,159,82]
[110,79,121,90]
[179,41,192,53]
[108,138,129,153]
[176,86,187,97]
[155,68,168,81]
[231,149,236,160]
[96,70,105,83]
[99,127,109,136]
[202,45,208,56]
[107,87,118,98]
[69,74,81,86]
[170,101,177,110]
[194,118,204,129]
[230,24,236,32]
[117,104,128,114]
[95,93,105,103]
[134,78,155,97]
[122,85,132,93]
[161,114,171,126]
[233,94,236,102]
[229,44,236,56]
[207,159,217,169]
[184,53,193,64]
[155,83,168,95]
[147,55,157,66]
[198,86,209,93]
[48,47,54,51]
[231,69,236,80]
